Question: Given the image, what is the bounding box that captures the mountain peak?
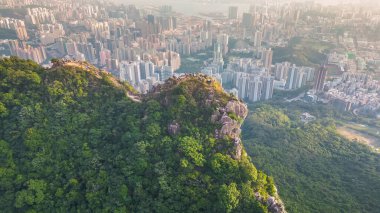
[0,58,284,212]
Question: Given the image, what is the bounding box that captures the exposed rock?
[267,197,276,206]
[212,100,248,160]
[168,121,180,135]
[267,196,286,213]
[255,192,263,202]
[225,100,248,119]
[211,111,220,123]
[233,138,243,160]
[220,114,233,124]
[220,119,241,139]
[214,129,220,139]
[255,193,286,213]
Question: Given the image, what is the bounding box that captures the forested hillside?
[0,57,283,212]
[243,105,380,213]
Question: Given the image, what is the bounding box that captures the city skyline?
[0,0,379,110]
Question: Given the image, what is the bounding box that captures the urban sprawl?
[1,0,379,117]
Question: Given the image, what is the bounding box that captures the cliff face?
[0,58,284,212]
[212,100,248,160]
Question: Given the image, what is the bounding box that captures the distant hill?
[273,37,334,67]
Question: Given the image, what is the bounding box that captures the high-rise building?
[261,48,273,72]
[120,61,141,85]
[221,71,235,86]
[111,59,119,70]
[216,34,229,56]
[147,15,155,24]
[228,6,238,19]
[120,61,132,82]
[213,43,223,63]
[283,64,313,90]
[99,49,111,66]
[274,62,290,81]
[242,13,253,29]
[160,65,174,81]
[253,30,262,47]
[314,65,327,92]
[261,76,274,100]
[25,7,56,25]
[140,61,155,80]
[295,69,306,89]
[237,75,249,99]
[248,77,262,102]
[55,38,67,55]
[8,40,46,64]
[65,41,77,56]
[304,67,316,82]
[0,18,29,40]
[285,65,298,90]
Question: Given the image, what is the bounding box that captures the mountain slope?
[0,57,284,212]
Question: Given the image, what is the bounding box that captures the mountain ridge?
[0,57,285,212]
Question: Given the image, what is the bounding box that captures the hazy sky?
[112,0,378,6]
[111,0,379,16]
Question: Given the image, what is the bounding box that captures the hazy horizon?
[111,0,379,16]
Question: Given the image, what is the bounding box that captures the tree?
[217,183,240,212]
[15,179,47,208]
[178,136,205,167]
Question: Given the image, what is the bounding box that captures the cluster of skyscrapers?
[8,40,46,64]
[204,57,275,103]
[273,62,316,90]
[1,0,379,109]
[0,17,29,40]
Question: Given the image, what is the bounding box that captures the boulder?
[267,196,286,213]
[225,100,248,119]
[168,121,180,135]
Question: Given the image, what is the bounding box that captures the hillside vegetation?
[243,104,380,213]
[0,57,281,212]
[273,37,333,66]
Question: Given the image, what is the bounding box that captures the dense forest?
[243,104,380,213]
[0,57,281,212]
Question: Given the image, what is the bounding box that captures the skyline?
[108,0,380,17]
[0,0,379,109]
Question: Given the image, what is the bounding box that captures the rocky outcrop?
[267,196,286,213]
[212,100,248,160]
[255,192,287,213]
[168,121,180,135]
[225,100,248,118]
